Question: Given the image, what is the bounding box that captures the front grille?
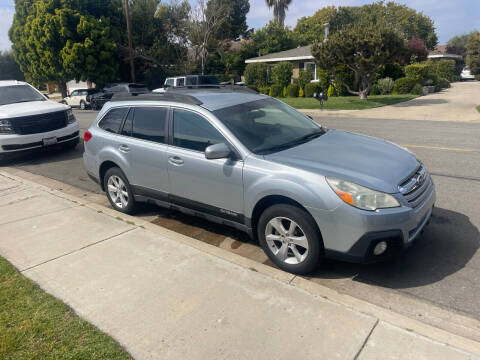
[399,165,433,208]
[9,110,68,135]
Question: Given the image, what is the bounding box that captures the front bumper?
[0,123,79,153]
[308,182,436,263]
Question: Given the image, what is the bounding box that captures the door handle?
[119,144,130,153]
[168,156,184,166]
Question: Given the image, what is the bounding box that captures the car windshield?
[0,85,46,106]
[213,98,324,154]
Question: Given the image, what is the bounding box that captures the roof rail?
[166,84,258,94]
[111,92,203,105]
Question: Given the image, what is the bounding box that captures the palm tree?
[265,0,292,26]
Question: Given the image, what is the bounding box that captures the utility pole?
[123,0,136,83]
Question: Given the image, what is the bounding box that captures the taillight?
[84,130,92,142]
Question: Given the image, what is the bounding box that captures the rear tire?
[258,204,323,275]
[103,167,137,214]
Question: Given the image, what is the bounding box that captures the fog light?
[373,241,387,255]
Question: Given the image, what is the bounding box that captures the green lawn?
[279,95,418,110]
[0,256,132,360]
[476,105,480,113]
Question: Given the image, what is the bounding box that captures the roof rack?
[111,92,203,105]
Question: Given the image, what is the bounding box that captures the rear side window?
[98,108,128,133]
[131,107,167,143]
[173,109,224,151]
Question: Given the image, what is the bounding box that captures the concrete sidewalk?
[0,171,479,360]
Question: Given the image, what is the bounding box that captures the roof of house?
[245,45,314,63]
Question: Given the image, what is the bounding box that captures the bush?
[271,62,293,88]
[247,85,258,92]
[411,83,423,95]
[377,77,394,94]
[244,63,268,88]
[436,78,451,91]
[299,87,304,97]
[434,60,455,82]
[393,77,417,94]
[327,84,335,97]
[282,87,287,97]
[304,82,317,97]
[370,84,381,95]
[405,63,429,82]
[316,69,330,93]
[298,70,313,90]
[287,83,299,97]
[476,74,480,81]
[422,72,439,87]
[259,86,270,95]
[269,84,284,97]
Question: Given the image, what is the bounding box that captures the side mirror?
[205,142,232,160]
[164,84,170,88]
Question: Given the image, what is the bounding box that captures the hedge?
[393,77,417,94]
[405,63,429,82]
[286,83,299,97]
[269,84,283,97]
[436,78,451,91]
[271,62,293,88]
[411,83,423,95]
[259,86,270,95]
[244,63,268,88]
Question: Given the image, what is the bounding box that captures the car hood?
[264,130,419,193]
[0,100,68,119]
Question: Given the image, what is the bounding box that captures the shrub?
[247,85,258,92]
[370,84,381,95]
[287,83,299,97]
[269,84,283,97]
[244,63,268,88]
[475,74,480,81]
[282,87,287,97]
[316,69,330,93]
[298,70,313,90]
[405,63,429,82]
[393,77,417,94]
[422,73,439,87]
[299,87,304,97]
[327,84,335,97]
[434,60,455,82]
[411,83,423,95]
[304,82,317,97]
[271,62,293,88]
[377,77,394,94]
[259,86,270,95]
[436,78,451,91]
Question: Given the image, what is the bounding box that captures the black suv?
[88,83,149,110]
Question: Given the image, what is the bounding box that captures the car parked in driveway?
[153,75,219,93]
[63,88,98,110]
[83,88,435,274]
[0,80,79,160]
[460,67,475,81]
[88,83,149,110]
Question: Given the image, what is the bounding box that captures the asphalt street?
[3,109,480,322]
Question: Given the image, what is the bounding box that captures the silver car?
[83,89,435,274]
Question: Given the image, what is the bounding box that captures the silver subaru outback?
[83,88,435,274]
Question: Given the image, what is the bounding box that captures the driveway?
[304,81,480,122]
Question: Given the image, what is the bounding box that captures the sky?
[0,0,479,52]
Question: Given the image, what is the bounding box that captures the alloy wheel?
[265,217,309,265]
[107,175,129,209]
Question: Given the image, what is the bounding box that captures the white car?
[0,80,79,160]
[460,67,475,80]
[63,88,98,110]
[152,75,219,93]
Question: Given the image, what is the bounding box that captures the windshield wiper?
[256,129,325,154]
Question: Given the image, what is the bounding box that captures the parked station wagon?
[83,87,435,274]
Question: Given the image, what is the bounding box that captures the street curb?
[1,168,480,356]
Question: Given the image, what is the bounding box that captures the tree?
[9,0,120,96]
[0,51,24,81]
[252,20,296,56]
[293,6,337,46]
[189,0,230,74]
[312,23,407,99]
[447,33,471,57]
[265,0,291,26]
[207,0,249,40]
[407,37,428,63]
[271,61,293,87]
[466,31,480,75]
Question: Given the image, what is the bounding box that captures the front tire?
[104,167,137,214]
[258,204,323,275]
[80,100,86,110]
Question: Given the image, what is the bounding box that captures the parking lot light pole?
[123,0,136,83]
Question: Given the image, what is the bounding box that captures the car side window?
[98,107,128,133]
[131,107,167,144]
[71,90,78,97]
[173,109,225,152]
[121,108,134,136]
[177,78,185,87]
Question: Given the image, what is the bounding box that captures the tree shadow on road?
[391,98,448,107]
[312,207,479,289]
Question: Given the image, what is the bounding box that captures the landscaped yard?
[279,95,418,110]
[0,256,132,360]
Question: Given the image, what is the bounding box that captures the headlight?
[326,177,400,211]
[66,109,76,124]
[0,119,15,134]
